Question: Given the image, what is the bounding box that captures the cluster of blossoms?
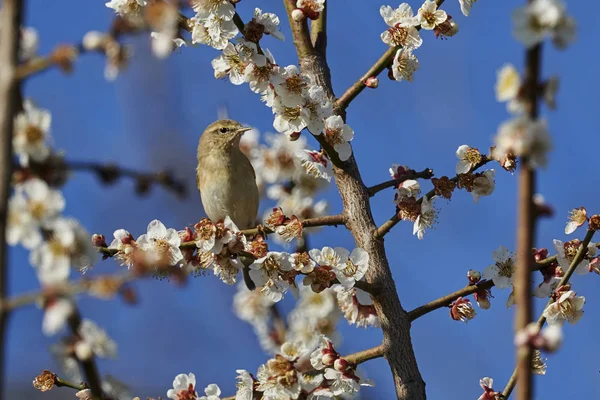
[165,336,373,400]
[491,0,576,169]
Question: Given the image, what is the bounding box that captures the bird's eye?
[219,127,229,133]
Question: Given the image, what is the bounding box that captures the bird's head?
[199,119,252,152]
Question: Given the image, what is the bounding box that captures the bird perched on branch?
[197,119,259,290]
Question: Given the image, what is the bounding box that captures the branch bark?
[283,1,426,398]
[0,2,23,400]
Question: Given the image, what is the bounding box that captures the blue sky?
[5,0,600,399]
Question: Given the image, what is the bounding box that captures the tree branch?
[374,158,491,239]
[367,168,434,197]
[335,0,446,112]
[502,229,596,399]
[20,158,187,198]
[67,309,104,399]
[310,1,327,55]
[0,2,23,400]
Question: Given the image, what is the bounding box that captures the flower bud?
[291,9,305,21]
[33,370,56,392]
[92,233,107,247]
[364,76,379,88]
[322,352,337,367]
[467,269,481,284]
[333,357,349,372]
[589,214,600,231]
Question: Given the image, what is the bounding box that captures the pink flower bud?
[334,357,349,372]
[91,234,107,247]
[467,269,481,284]
[322,352,337,367]
[364,76,379,88]
[291,9,305,21]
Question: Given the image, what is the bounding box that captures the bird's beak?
[236,127,252,136]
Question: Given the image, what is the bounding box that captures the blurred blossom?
[13,100,52,166]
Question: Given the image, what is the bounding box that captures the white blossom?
[13,100,52,166]
[455,145,481,174]
[192,13,238,50]
[513,0,572,48]
[323,368,373,397]
[413,196,436,240]
[272,98,309,136]
[6,191,43,249]
[495,64,522,113]
[472,169,495,203]
[493,116,551,169]
[322,116,354,162]
[391,48,419,83]
[253,8,285,41]
[212,41,262,85]
[332,248,369,288]
[191,0,235,20]
[394,179,421,203]
[417,0,447,30]
[482,246,515,289]
[304,85,333,135]
[105,0,147,17]
[245,49,282,95]
[136,219,184,268]
[199,384,221,400]
[336,286,380,328]
[233,281,274,324]
[380,4,423,49]
[553,239,597,275]
[42,298,73,336]
[275,65,308,107]
[542,290,585,326]
[249,252,293,302]
[77,319,117,359]
[235,370,254,400]
[167,373,198,400]
[296,150,333,182]
[564,207,587,235]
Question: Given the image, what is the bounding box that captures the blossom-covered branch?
[502,228,596,399]
[335,0,446,111]
[0,2,23,399]
[375,156,492,238]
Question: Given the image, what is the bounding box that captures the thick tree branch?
[375,158,491,239]
[0,2,23,400]
[310,2,327,55]
[502,229,595,399]
[284,2,428,398]
[335,0,446,111]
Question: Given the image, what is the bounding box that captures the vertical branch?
[67,309,104,398]
[284,3,426,399]
[515,13,543,400]
[310,2,327,55]
[0,2,23,400]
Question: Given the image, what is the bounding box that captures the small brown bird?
[197,119,259,289]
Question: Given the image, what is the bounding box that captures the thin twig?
[335,0,446,111]
[367,168,434,197]
[502,229,595,399]
[67,309,104,398]
[374,158,491,239]
[0,2,24,400]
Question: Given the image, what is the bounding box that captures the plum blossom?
[192,13,238,50]
[413,196,437,240]
[513,0,575,49]
[235,370,254,400]
[564,207,587,234]
[253,8,285,41]
[245,50,282,95]
[482,246,515,289]
[105,0,147,17]
[212,41,262,85]
[472,170,495,203]
[191,0,235,20]
[256,354,301,400]
[322,116,354,161]
[478,377,501,400]
[450,297,476,322]
[495,64,523,114]
[336,286,380,328]
[199,384,221,400]
[304,85,333,135]
[380,4,423,49]
[553,239,597,275]
[332,248,369,288]
[6,191,43,249]
[13,100,52,166]
[42,298,74,336]
[76,319,117,359]
[275,66,308,107]
[323,368,374,397]
[417,0,447,30]
[136,219,184,268]
[249,252,294,302]
[493,116,551,169]
[167,373,198,400]
[391,48,419,82]
[296,150,333,182]
[542,290,585,326]
[455,145,483,174]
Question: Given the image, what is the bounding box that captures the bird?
[197,119,259,290]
